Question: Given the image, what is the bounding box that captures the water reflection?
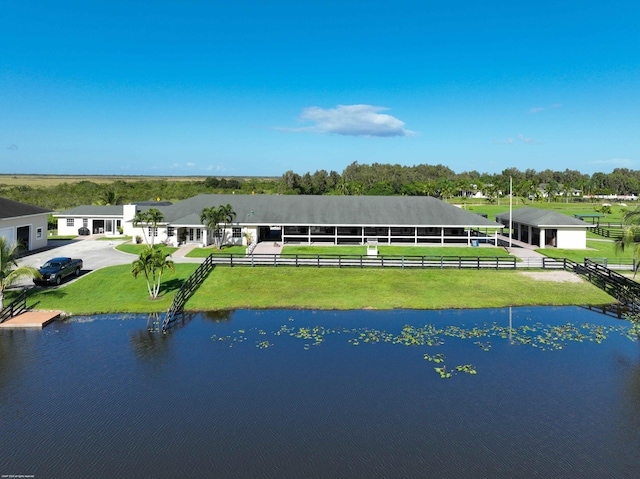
[3,307,640,479]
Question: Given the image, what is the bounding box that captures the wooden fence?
[0,290,28,324]
[204,253,576,270]
[162,255,216,331]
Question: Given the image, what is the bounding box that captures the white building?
[56,194,504,248]
[0,198,51,251]
[495,207,590,249]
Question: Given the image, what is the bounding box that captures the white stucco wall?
[556,229,587,249]
[1,214,49,251]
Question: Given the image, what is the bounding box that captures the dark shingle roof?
[0,198,51,219]
[159,194,502,227]
[495,207,589,227]
[56,205,124,217]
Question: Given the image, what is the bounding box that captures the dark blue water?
[2,307,640,478]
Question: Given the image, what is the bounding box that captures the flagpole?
[509,176,513,248]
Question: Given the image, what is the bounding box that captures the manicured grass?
[10,264,615,315]
[538,239,632,264]
[187,267,614,311]
[282,245,512,257]
[466,202,629,223]
[19,263,198,314]
[98,235,132,241]
[186,245,247,257]
[116,243,179,257]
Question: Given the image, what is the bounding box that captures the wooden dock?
[0,311,63,329]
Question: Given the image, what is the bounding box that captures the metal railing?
[0,290,28,324]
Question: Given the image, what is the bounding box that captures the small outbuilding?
[495,207,590,249]
[0,198,51,251]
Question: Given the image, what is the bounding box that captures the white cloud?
[517,134,536,144]
[589,158,638,168]
[529,104,561,114]
[186,162,196,167]
[282,104,415,137]
[494,135,539,145]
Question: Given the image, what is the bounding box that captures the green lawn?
[116,243,179,257]
[538,239,632,264]
[186,245,247,257]
[11,264,615,315]
[187,268,614,310]
[18,263,198,314]
[466,202,628,223]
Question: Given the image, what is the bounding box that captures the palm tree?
[0,237,41,309]
[132,208,165,247]
[616,205,640,277]
[131,246,175,299]
[96,189,122,206]
[200,204,236,249]
[219,204,236,245]
[200,206,225,248]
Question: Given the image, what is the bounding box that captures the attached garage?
[0,198,51,251]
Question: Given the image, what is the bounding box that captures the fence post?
[230,254,233,268]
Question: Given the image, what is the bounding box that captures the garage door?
[0,227,15,244]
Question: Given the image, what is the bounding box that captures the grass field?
[0,174,276,187]
[115,243,179,257]
[11,265,616,315]
[186,245,248,257]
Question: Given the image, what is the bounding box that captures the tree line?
[276,163,640,199]
[2,163,640,212]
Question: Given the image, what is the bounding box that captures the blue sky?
[2,0,639,177]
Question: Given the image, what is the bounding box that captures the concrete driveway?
[12,237,136,289]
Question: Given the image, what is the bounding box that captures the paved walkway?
[251,241,284,255]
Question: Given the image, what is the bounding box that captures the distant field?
[0,174,277,187]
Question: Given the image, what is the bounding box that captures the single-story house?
[56,194,504,247]
[0,198,51,251]
[57,201,172,236]
[495,207,590,249]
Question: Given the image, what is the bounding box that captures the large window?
[148,227,158,237]
[232,227,241,238]
[66,218,74,227]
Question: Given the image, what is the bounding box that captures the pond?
[2,307,640,478]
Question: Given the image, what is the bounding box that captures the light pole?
[509,176,513,248]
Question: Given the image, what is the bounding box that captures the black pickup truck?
[34,257,83,286]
